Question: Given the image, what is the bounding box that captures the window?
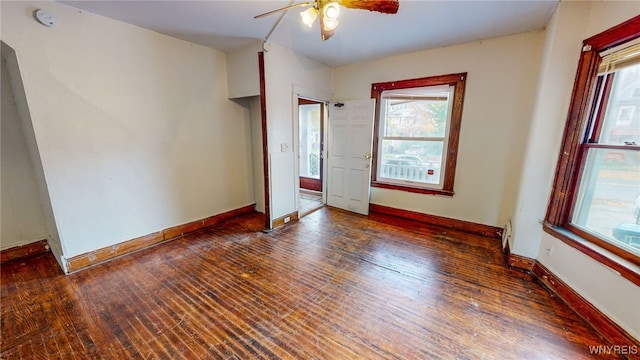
[572,58,640,258]
[546,16,640,278]
[371,73,467,196]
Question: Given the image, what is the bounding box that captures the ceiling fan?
[255,0,400,41]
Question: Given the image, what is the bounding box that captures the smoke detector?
[34,9,57,28]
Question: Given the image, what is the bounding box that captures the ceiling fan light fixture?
[320,1,340,35]
[300,7,318,28]
[322,17,339,31]
[256,0,399,42]
[322,2,340,21]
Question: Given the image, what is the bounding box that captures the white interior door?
[327,99,375,215]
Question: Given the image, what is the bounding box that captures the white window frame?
[376,85,455,190]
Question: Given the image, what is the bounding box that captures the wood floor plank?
[0,207,627,359]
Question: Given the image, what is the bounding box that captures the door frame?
[258,52,271,229]
[292,86,331,212]
[298,98,324,192]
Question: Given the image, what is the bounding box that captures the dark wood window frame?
[544,15,640,285]
[370,73,467,196]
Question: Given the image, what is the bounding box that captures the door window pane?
[299,104,321,179]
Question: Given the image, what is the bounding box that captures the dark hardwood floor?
[1,207,617,359]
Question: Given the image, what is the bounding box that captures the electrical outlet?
[545,244,553,257]
[284,216,290,224]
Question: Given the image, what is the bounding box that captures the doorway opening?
[298,98,324,217]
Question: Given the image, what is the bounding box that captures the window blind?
[598,42,640,74]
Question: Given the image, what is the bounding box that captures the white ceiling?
[57,0,559,67]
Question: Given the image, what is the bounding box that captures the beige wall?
[225,43,265,214]
[1,42,63,264]
[333,31,544,228]
[1,54,49,250]
[511,1,640,340]
[1,1,256,261]
[510,2,587,258]
[264,43,333,221]
[226,42,262,99]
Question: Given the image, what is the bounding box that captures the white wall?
[263,43,332,221]
[226,43,264,213]
[333,31,544,228]
[510,2,587,258]
[1,54,49,250]
[1,1,255,260]
[226,42,262,99]
[511,1,640,341]
[2,42,63,265]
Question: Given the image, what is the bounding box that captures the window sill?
[543,224,640,286]
[371,181,454,197]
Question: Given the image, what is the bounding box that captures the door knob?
[364,153,372,160]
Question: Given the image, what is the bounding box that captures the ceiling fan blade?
[338,0,399,14]
[254,2,315,19]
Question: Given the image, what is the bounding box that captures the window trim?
[545,15,640,284]
[370,73,467,196]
